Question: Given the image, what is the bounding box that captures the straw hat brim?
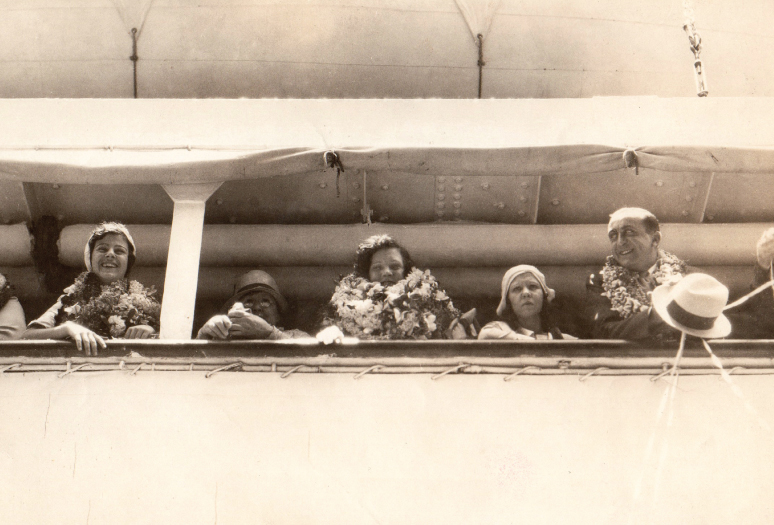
[651,284,731,339]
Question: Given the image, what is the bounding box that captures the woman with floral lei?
[317,234,469,342]
[23,222,160,355]
[584,207,687,341]
[479,265,576,340]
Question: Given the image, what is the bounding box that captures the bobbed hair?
[354,234,414,280]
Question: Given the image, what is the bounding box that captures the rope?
[503,366,541,381]
[353,365,384,380]
[58,363,92,378]
[130,28,139,99]
[702,339,771,431]
[0,363,21,374]
[280,365,305,378]
[724,277,774,311]
[323,151,344,198]
[431,363,470,380]
[130,363,148,375]
[650,362,672,382]
[361,170,373,225]
[205,362,243,378]
[579,367,610,382]
[477,33,485,99]
[623,148,639,175]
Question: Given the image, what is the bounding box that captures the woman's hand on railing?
[316,326,345,345]
[197,315,232,340]
[125,325,156,339]
[448,308,480,340]
[62,321,106,356]
[227,311,275,339]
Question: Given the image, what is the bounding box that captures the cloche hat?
[496,265,556,317]
[224,270,288,314]
[83,222,137,272]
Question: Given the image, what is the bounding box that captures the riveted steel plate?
[30,183,173,225]
[538,169,714,224]
[361,171,435,224]
[205,171,360,224]
[703,173,774,223]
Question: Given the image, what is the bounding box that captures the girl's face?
[91,233,130,284]
[508,273,544,321]
[369,247,405,285]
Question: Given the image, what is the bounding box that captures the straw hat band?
[665,300,717,331]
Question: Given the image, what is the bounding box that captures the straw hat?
[224,270,288,314]
[651,273,731,338]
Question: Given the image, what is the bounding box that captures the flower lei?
[601,250,687,318]
[326,268,460,340]
[54,272,161,338]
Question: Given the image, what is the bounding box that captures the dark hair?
[499,300,565,340]
[354,234,414,280]
[609,207,660,234]
[88,225,136,275]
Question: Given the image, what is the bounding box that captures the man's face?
[238,290,280,326]
[607,216,660,273]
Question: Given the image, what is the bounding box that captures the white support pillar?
[160,183,222,339]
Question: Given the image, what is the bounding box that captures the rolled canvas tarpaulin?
[59,223,768,268]
[0,371,772,524]
[0,223,32,266]
[124,264,750,303]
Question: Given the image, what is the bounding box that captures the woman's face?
[508,273,544,321]
[369,247,405,285]
[238,290,280,326]
[91,233,130,284]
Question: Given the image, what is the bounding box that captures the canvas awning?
[0,98,772,185]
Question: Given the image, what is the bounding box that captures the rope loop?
[579,367,610,382]
[0,363,22,374]
[623,148,639,174]
[280,365,305,378]
[130,362,148,376]
[205,362,243,378]
[504,366,540,381]
[354,365,384,380]
[58,363,92,378]
[431,363,470,380]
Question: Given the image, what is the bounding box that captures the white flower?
[424,313,437,332]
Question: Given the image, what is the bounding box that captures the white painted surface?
[159,183,221,339]
[0,371,772,524]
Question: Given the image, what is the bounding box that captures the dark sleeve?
[584,273,679,341]
[727,265,774,338]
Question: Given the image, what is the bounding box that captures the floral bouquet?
[55,272,161,338]
[326,268,460,340]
